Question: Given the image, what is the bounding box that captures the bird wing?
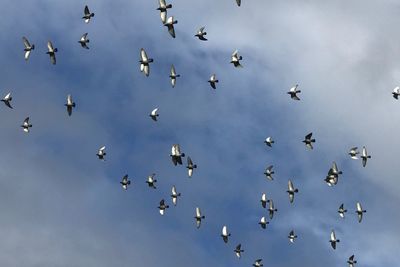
[236,0,241,6]
[159,0,166,7]
[330,230,336,241]
[143,65,150,76]
[305,132,313,139]
[171,186,176,195]
[24,117,30,124]
[22,36,31,48]
[84,5,90,15]
[50,53,56,65]
[222,226,227,236]
[4,93,11,100]
[261,193,266,202]
[160,11,167,24]
[80,33,88,41]
[47,41,54,52]
[24,50,31,60]
[140,48,148,61]
[167,24,176,38]
[170,65,176,76]
[151,108,158,116]
[196,207,201,217]
[362,146,367,157]
[356,202,362,212]
[288,180,294,191]
[394,86,400,93]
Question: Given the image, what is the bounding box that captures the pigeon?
[303,132,315,149]
[253,259,263,267]
[260,193,269,208]
[195,27,207,41]
[347,255,357,267]
[170,144,185,165]
[264,165,274,180]
[164,16,178,38]
[348,147,359,160]
[78,33,90,49]
[139,48,153,77]
[288,230,297,243]
[393,86,400,99]
[22,36,34,61]
[208,74,219,89]
[96,146,106,160]
[338,203,347,218]
[46,41,58,65]
[1,92,12,109]
[65,94,75,116]
[146,173,157,189]
[221,225,231,243]
[287,84,301,100]
[150,108,159,121]
[259,216,269,229]
[356,202,366,223]
[170,186,181,206]
[234,244,244,259]
[21,117,32,133]
[325,162,342,186]
[82,5,95,23]
[287,180,299,204]
[230,50,243,67]
[361,146,371,167]
[120,174,131,190]
[158,199,169,215]
[268,199,278,219]
[169,65,180,87]
[264,137,274,147]
[186,157,197,177]
[157,0,172,24]
[329,230,340,250]
[194,207,205,228]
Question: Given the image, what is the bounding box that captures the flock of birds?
[2,1,386,266]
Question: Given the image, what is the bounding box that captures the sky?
[0,0,399,266]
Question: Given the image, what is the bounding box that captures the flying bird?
[96,146,106,160]
[65,94,75,116]
[356,202,366,223]
[1,92,12,109]
[347,255,357,267]
[361,146,371,167]
[194,207,205,228]
[268,199,278,219]
[208,74,219,89]
[22,36,34,61]
[158,199,169,215]
[288,230,298,243]
[139,48,153,77]
[157,0,172,24]
[260,193,269,208]
[393,86,400,99]
[264,136,274,147]
[303,132,315,149]
[170,186,181,206]
[259,216,269,229]
[252,259,263,267]
[78,33,90,49]
[264,165,274,180]
[169,65,180,87]
[146,173,157,189]
[230,50,243,67]
[234,244,244,259]
[287,84,301,100]
[82,5,95,23]
[348,147,359,160]
[150,108,159,121]
[338,203,347,218]
[120,174,131,190]
[221,225,231,243]
[170,144,185,165]
[195,27,207,41]
[287,180,299,204]
[164,16,178,38]
[186,157,197,177]
[46,41,58,65]
[329,230,340,250]
[21,117,32,133]
[325,161,342,186]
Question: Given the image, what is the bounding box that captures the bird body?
[268,199,277,219]
[46,41,58,65]
[288,230,297,243]
[186,157,197,177]
[287,84,301,100]
[65,94,75,116]
[22,36,34,60]
[303,132,315,149]
[234,244,244,259]
[208,74,219,89]
[1,92,13,109]
[169,65,180,87]
[264,137,274,147]
[158,199,169,215]
[195,27,208,41]
[356,202,366,223]
[170,144,185,165]
[78,33,90,49]
[221,225,231,243]
[96,146,106,160]
[171,186,181,205]
[361,146,371,167]
[21,117,32,133]
[287,180,299,203]
[164,16,178,38]
[146,173,157,189]
[82,5,95,23]
[329,230,340,249]
[194,207,205,228]
[264,165,274,180]
[259,216,269,229]
[150,108,159,121]
[230,50,243,67]
[120,175,131,190]
[338,203,347,218]
[139,48,153,77]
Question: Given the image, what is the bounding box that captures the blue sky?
[0,0,399,266]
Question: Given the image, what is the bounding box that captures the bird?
[287,84,301,100]
[170,144,185,165]
[1,92,13,109]
[195,27,207,41]
[361,146,371,167]
[288,230,297,243]
[259,216,269,229]
[234,244,244,259]
[158,199,169,215]
[221,225,231,243]
[194,207,205,228]
[264,165,274,180]
[287,180,299,204]
[208,74,219,89]
[253,259,263,267]
[22,36,34,61]
[356,202,366,223]
[329,230,340,250]
[230,50,243,67]
[157,0,172,24]
[186,157,197,177]
[268,199,278,219]
[338,203,347,218]
[65,94,75,116]
[169,65,180,87]
[139,48,153,77]
[46,41,58,65]
[303,132,315,149]
[96,146,106,160]
[82,5,95,23]
[164,16,178,38]
[393,86,400,99]
[260,193,269,208]
[146,173,157,189]
[150,108,159,121]
[120,174,131,190]
[78,33,90,49]
[170,186,181,206]
[325,162,342,186]
[21,117,32,133]
[348,147,359,160]
[347,255,357,267]
[264,137,274,147]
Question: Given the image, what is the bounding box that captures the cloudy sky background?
[0,0,399,266]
